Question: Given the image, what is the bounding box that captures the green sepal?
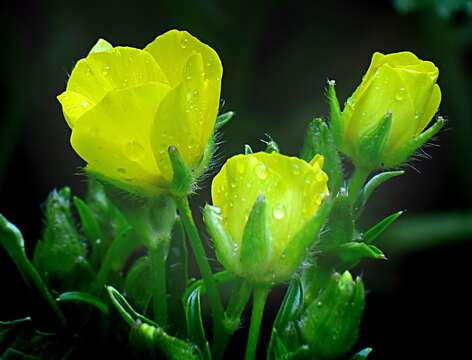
[363,211,403,244]
[203,204,236,273]
[0,213,66,327]
[262,135,280,153]
[327,80,344,149]
[169,146,194,197]
[167,217,189,335]
[34,188,86,279]
[88,38,113,54]
[56,291,109,315]
[214,111,235,131]
[183,287,211,360]
[356,112,392,169]
[240,195,272,275]
[350,347,373,360]
[321,191,354,246]
[300,262,333,307]
[267,279,304,359]
[107,286,197,360]
[335,242,387,269]
[300,271,365,359]
[355,170,404,214]
[301,118,343,192]
[390,116,445,165]
[125,256,153,311]
[277,200,332,280]
[244,144,253,154]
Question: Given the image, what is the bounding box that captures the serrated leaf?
[184,287,211,360]
[0,213,65,327]
[57,291,109,315]
[350,347,373,359]
[363,211,403,244]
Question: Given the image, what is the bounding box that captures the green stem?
[347,167,370,205]
[245,287,269,360]
[150,244,168,326]
[176,197,226,358]
[219,280,252,354]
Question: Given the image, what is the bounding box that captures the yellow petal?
[88,38,113,54]
[144,29,222,88]
[151,53,221,180]
[382,51,419,66]
[346,63,416,154]
[416,84,442,135]
[70,83,171,195]
[62,47,168,125]
[57,91,95,128]
[212,152,328,259]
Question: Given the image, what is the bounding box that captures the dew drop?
[180,37,189,48]
[117,168,126,174]
[395,93,404,101]
[80,101,89,108]
[122,79,129,87]
[272,203,286,220]
[291,163,300,175]
[255,163,268,180]
[305,173,315,184]
[103,64,111,75]
[230,182,236,189]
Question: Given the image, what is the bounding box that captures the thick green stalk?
[150,243,168,326]
[245,287,269,360]
[347,167,370,205]
[176,197,226,358]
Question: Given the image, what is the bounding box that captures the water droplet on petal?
[125,140,144,160]
[272,203,286,220]
[255,163,268,180]
[80,101,89,108]
[181,37,189,48]
[291,163,300,175]
[117,168,126,174]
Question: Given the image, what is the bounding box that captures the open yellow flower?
[340,51,442,168]
[204,152,329,284]
[58,30,222,196]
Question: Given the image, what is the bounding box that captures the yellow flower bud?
[205,152,329,284]
[57,30,222,196]
[340,51,442,168]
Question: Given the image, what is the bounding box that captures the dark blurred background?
[1,0,472,358]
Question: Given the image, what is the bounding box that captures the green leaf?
[107,286,196,360]
[0,317,32,326]
[356,170,404,214]
[184,287,211,360]
[350,347,373,360]
[240,195,272,273]
[167,217,189,335]
[124,256,153,311]
[73,196,103,251]
[56,291,109,315]
[215,111,235,131]
[363,211,403,244]
[267,279,303,359]
[0,213,66,327]
[34,188,86,279]
[327,80,343,147]
[322,192,354,246]
[336,242,387,269]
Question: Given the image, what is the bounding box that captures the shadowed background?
[1,0,471,358]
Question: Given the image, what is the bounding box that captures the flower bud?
[336,51,443,169]
[58,30,222,197]
[300,271,365,359]
[204,152,330,285]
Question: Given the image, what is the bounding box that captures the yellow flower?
[340,51,442,168]
[204,152,329,284]
[58,30,222,196]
